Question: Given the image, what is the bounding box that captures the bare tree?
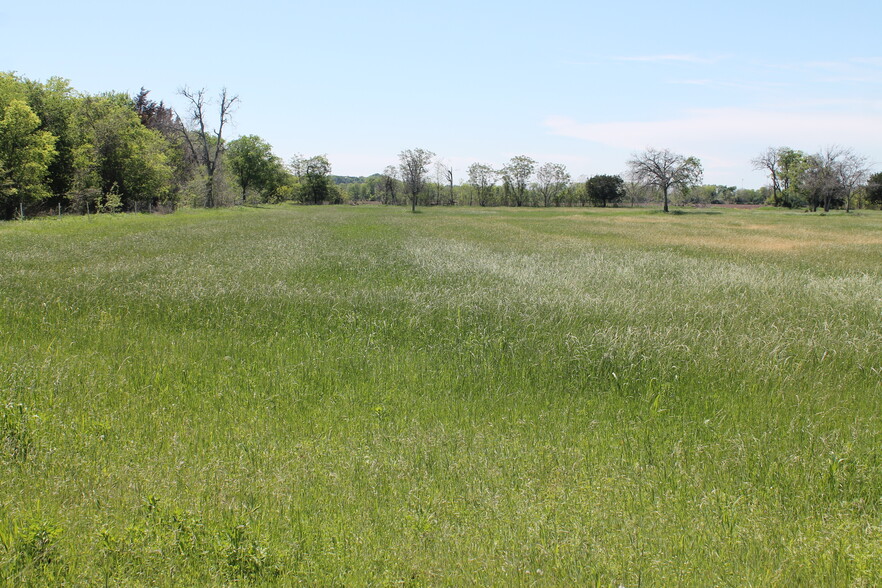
[800,153,836,212]
[627,148,702,213]
[752,147,784,207]
[535,162,571,207]
[399,148,434,212]
[500,155,535,207]
[467,163,497,207]
[288,153,305,179]
[432,161,445,205]
[832,147,869,212]
[801,146,869,212]
[177,87,238,207]
[430,160,456,206]
[380,165,399,205]
[623,180,653,207]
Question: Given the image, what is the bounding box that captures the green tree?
[467,163,497,207]
[292,154,333,204]
[22,76,78,200]
[0,99,57,218]
[754,147,808,208]
[535,162,570,207]
[500,155,535,207]
[572,180,589,207]
[0,73,28,116]
[628,148,702,213]
[227,135,284,202]
[585,174,625,207]
[678,184,736,205]
[132,88,194,208]
[362,175,380,202]
[866,172,882,207]
[0,73,79,211]
[70,94,172,211]
[399,148,434,212]
[732,188,765,205]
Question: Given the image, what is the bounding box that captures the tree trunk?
[663,188,669,213]
[205,174,214,208]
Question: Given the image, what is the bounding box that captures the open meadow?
[1,205,881,585]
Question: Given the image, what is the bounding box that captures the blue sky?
[3,0,881,186]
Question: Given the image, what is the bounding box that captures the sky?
[2,0,881,187]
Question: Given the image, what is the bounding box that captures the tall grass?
[1,205,881,585]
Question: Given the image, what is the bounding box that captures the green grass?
[1,205,881,585]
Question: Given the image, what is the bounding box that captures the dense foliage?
[752,146,870,211]
[0,74,339,219]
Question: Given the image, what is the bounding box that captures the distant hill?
[331,174,382,185]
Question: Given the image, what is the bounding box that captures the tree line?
[357,146,879,212]
[2,72,880,220]
[0,73,346,220]
[346,152,749,210]
[751,146,877,212]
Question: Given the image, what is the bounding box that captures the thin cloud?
[755,58,882,83]
[613,54,717,65]
[853,57,882,67]
[804,61,845,70]
[794,98,882,110]
[806,58,882,70]
[816,75,882,84]
[544,108,882,151]
[670,79,716,86]
[545,108,882,185]
[668,78,790,91]
[812,60,882,84]
[561,59,605,67]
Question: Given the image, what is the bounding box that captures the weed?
[220,521,279,580]
[18,520,62,567]
[1,403,35,462]
[0,515,64,580]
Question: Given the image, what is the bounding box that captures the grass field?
[1,205,881,585]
